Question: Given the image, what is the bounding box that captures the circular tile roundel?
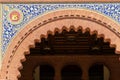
[8,9,23,25]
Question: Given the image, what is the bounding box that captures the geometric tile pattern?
[2,3,120,55]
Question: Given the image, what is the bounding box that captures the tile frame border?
[0,0,120,3]
[0,3,2,69]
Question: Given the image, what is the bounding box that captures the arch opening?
[89,63,110,80]
[18,28,118,80]
[34,65,55,80]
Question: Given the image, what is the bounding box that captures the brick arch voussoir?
[1,9,120,80]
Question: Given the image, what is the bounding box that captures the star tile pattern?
[2,3,120,55]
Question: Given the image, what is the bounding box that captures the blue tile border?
[2,3,120,55]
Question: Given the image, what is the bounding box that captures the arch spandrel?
[1,9,120,80]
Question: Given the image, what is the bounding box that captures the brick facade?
[1,0,120,80]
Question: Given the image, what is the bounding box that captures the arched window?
[89,64,110,80]
[34,65,55,80]
[61,65,82,80]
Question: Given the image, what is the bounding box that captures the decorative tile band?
[2,3,120,55]
[0,3,2,67]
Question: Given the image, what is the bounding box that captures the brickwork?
[0,9,120,80]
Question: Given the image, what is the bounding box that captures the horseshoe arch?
[1,9,120,80]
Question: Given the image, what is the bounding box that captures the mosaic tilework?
[2,3,120,55]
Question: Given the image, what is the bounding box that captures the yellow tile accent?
[4,5,9,11]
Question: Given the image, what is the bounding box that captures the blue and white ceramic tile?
[2,3,120,55]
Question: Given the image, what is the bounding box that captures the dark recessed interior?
[30,29,115,55]
[61,65,82,80]
[40,65,55,80]
[89,64,104,80]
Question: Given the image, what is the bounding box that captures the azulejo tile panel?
[2,3,120,55]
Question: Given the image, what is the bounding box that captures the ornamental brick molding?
[1,9,120,80]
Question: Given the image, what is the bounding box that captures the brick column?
[81,66,89,80]
[54,64,62,80]
[80,61,90,80]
